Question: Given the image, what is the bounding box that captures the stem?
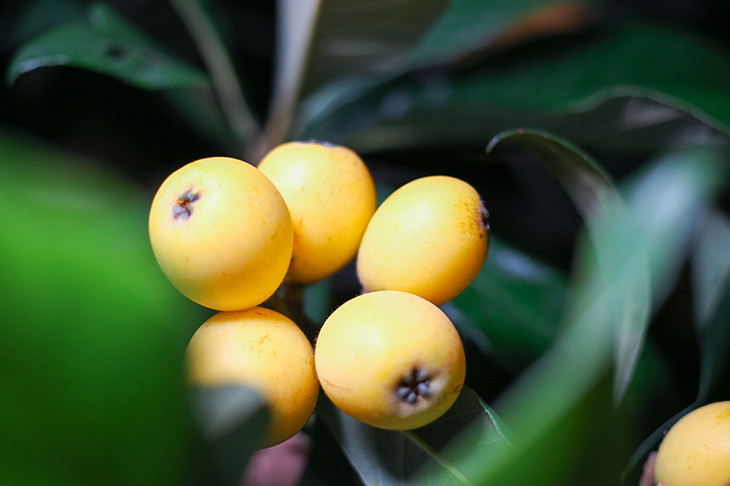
[169,0,259,152]
[265,282,320,345]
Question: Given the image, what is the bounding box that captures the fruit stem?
[272,282,320,345]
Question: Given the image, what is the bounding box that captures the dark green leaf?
[448,237,567,365]
[7,0,86,45]
[691,211,730,401]
[304,0,451,90]
[696,278,730,403]
[486,129,614,220]
[266,0,450,148]
[191,385,269,486]
[692,211,730,328]
[414,389,512,485]
[487,129,650,402]
[318,387,510,486]
[299,25,730,154]
[7,3,208,89]
[411,0,596,67]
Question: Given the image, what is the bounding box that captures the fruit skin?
[149,156,293,311]
[654,401,730,486]
[186,307,319,448]
[258,141,376,284]
[356,175,488,306]
[315,290,466,430]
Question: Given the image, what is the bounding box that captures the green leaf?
[410,0,596,67]
[448,237,567,365]
[7,0,86,45]
[191,385,269,486]
[692,211,730,327]
[304,0,451,90]
[0,130,209,485]
[7,3,208,89]
[696,275,730,401]
[318,387,510,486]
[456,147,723,484]
[487,129,651,403]
[265,0,450,149]
[486,129,614,220]
[299,24,730,154]
[691,211,730,401]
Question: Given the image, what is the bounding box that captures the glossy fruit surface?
[356,175,488,305]
[315,290,466,430]
[149,156,293,311]
[186,307,319,447]
[258,141,376,283]
[654,401,730,486]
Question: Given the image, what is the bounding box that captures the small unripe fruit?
[356,175,488,306]
[149,156,293,311]
[315,290,466,430]
[186,307,319,448]
[258,141,377,284]
[654,401,730,486]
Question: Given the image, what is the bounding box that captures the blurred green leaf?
[448,237,567,365]
[692,211,730,327]
[487,129,651,402]
[414,388,512,485]
[299,24,730,154]
[191,385,269,486]
[303,0,451,90]
[487,129,614,219]
[696,275,730,397]
[0,130,208,485]
[7,3,208,89]
[265,0,450,149]
[691,211,730,401]
[7,0,86,46]
[618,175,730,485]
[454,146,723,485]
[411,0,596,67]
[318,387,510,485]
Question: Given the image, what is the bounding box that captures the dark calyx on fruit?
[396,367,432,405]
[173,189,201,220]
[480,204,490,232]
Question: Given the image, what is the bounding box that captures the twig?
[263,282,321,345]
[169,0,259,153]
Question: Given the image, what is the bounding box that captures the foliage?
[1,0,729,485]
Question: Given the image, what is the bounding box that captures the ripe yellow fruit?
[258,141,376,284]
[356,175,488,306]
[186,307,319,448]
[148,156,293,311]
[654,401,730,486]
[315,290,466,430]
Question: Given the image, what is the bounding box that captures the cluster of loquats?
[148,141,489,448]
